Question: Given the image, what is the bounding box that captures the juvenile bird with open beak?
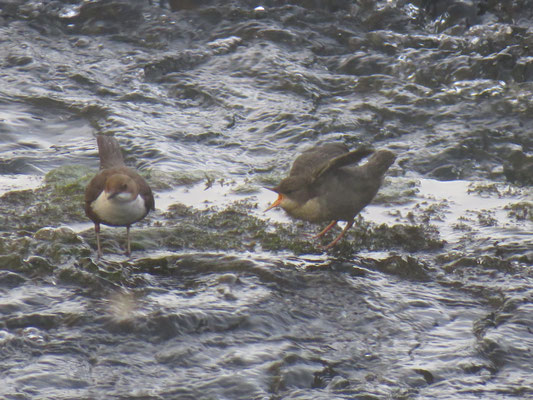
[266,143,395,249]
[85,135,155,257]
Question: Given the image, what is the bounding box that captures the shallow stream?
[0,1,532,399]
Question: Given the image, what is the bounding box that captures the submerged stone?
[34,226,80,243]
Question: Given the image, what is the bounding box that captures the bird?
[85,135,155,257]
[266,143,395,249]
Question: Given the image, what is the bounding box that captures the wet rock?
[513,56,533,82]
[218,273,239,285]
[34,226,80,243]
[327,375,350,390]
[477,255,514,272]
[17,1,45,19]
[477,0,533,22]
[5,52,33,66]
[429,164,460,180]
[56,263,109,290]
[424,0,479,32]
[0,189,35,208]
[64,1,144,34]
[71,37,90,48]
[24,256,54,274]
[207,36,242,55]
[0,253,24,272]
[0,271,26,287]
[477,337,506,369]
[503,149,533,185]
[440,255,477,272]
[367,255,431,281]
[368,223,445,252]
[413,368,435,385]
[422,0,477,21]
[144,50,210,80]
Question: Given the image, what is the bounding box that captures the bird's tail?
[365,150,396,178]
[97,135,125,169]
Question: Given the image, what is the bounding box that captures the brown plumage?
[266,143,395,249]
[85,135,155,257]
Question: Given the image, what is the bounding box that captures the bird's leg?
[309,220,337,239]
[125,225,131,257]
[95,223,103,258]
[321,219,354,250]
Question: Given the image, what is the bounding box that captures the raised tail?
[96,135,125,169]
[364,150,396,179]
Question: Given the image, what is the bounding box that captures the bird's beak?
[265,193,283,212]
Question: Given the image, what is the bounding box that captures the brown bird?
[85,135,155,257]
[266,143,395,249]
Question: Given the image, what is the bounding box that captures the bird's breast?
[280,196,327,222]
[91,191,148,226]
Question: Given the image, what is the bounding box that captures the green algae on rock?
[0,165,93,233]
[161,199,314,253]
[506,201,532,222]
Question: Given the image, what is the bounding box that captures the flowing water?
[0,1,532,399]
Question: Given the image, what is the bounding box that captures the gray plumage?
[268,143,395,248]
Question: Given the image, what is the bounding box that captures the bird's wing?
[290,143,349,177]
[85,170,107,204]
[84,169,110,221]
[311,146,374,182]
[97,135,126,169]
[132,173,155,211]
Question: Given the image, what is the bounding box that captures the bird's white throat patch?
[91,191,147,226]
[112,192,135,202]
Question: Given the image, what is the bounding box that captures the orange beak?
[265,193,283,212]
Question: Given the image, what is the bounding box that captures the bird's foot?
[304,232,319,239]
[318,221,337,237]
[316,241,337,251]
[316,220,354,250]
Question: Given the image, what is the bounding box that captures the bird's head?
[265,176,311,212]
[105,174,139,202]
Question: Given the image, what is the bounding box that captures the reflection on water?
[0,0,532,399]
